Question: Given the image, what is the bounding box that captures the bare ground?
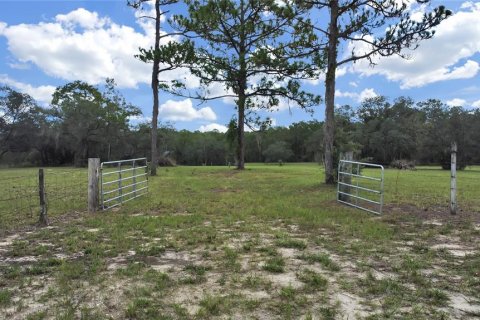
[0,205,479,319]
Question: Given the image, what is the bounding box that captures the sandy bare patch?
[278,247,298,259]
[124,250,204,274]
[431,243,476,257]
[268,271,303,289]
[54,251,85,261]
[448,292,480,317]
[0,234,20,247]
[168,272,223,316]
[106,250,136,270]
[423,219,443,226]
[333,292,370,319]
[1,255,38,264]
[241,289,270,300]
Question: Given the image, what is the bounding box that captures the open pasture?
[0,163,479,319]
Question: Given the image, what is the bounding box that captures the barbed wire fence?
[0,168,88,231]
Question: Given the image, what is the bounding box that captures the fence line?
[384,167,480,212]
[0,168,88,230]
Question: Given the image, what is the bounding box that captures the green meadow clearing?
[0,163,479,319]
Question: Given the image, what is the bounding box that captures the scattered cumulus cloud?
[335,88,378,102]
[347,3,480,89]
[198,123,228,133]
[128,114,152,124]
[358,88,378,102]
[0,8,195,89]
[56,8,110,29]
[0,74,55,104]
[8,62,30,70]
[159,99,217,122]
[472,100,480,108]
[446,98,467,107]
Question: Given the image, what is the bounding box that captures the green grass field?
[0,163,479,319]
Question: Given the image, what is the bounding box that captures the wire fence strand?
[0,168,88,230]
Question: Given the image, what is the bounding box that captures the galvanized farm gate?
[337,160,384,215]
[100,158,148,209]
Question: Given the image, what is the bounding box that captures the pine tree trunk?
[150,0,161,176]
[323,0,339,184]
[237,94,246,170]
[237,3,247,171]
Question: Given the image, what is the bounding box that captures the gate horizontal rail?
[100,158,148,210]
[337,160,384,215]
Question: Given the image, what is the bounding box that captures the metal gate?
[337,160,384,214]
[100,158,148,209]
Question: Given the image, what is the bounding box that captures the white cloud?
[472,100,480,108]
[0,74,55,104]
[335,88,377,102]
[335,89,357,99]
[446,98,466,107]
[128,114,152,124]
[0,8,195,89]
[56,8,110,29]
[358,88,378,102]
[336,66,347,78]
[348,3,480,89]
[133,0,167,35]
[198,123,228,133]
[349,81,358,88]
[159,99,216,121]
[461,1,475,9]
[8,62,30,70]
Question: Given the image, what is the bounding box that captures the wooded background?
[1,84,479,168]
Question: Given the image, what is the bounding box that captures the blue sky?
[1,0,479,132]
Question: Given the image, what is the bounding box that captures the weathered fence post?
[450,142,457,215]
[88,158,100,213]
[38,168,49,226]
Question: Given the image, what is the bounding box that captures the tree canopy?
[300,0,452,183]
[166,0,322,169]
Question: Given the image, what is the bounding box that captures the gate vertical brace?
[118,162,123,205]
[133,159,137,198]
[356,162,360,207]
[88,158,100,213]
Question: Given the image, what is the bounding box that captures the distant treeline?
[1,83,479,168]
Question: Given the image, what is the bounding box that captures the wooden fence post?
[450,142,457,215]
[88,158,100,213]
[38,168,49,226]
